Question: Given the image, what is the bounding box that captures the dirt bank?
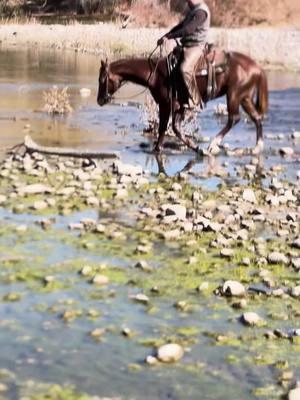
[0,23,299,70]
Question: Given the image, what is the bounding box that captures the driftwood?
[13,135,120,159]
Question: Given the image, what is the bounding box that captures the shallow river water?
[0,45,299,400]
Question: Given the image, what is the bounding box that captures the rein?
[108,45,161,101]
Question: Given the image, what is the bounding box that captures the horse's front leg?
[172,104,198,152]
[153,101,171,153]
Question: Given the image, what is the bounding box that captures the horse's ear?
[100,59,105,68]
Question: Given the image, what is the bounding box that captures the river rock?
[86,197,99,207]
[291,258,300,271]
[242,188,257,204]
[80,88,91,97]
[157,343,184,363]
[162,204,186,220]
[131,293,149,304]
[241,312,263,326]
[292,238,300,249]
[0,195,7,204]
[92,275,109,285]
[162,229,181,240]
[222,280,246,297]
[288,388,300,400]
[291,286,300,298]
[20,183,53,195]
[32,200,48,210]
[145,355,159,365]
[220,248,234,258]
[267,252,289,265]
[114,161,143,176]
[115,188,128,199]
[80,265,93,276]
[279,147,294,156]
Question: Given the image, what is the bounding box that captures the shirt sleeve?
[165,9,207,40]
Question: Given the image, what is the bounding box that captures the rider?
[157,0,211,110]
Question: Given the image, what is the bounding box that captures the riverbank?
[0,23,299,70]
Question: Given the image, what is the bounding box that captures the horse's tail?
[256,68,268,117]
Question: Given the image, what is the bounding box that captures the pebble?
[220,248,234,258]
[267,252,289,265]
[242,188,257,204]
[80,266,93,276]
[157,343,184,363]
[146,355,159,365]
[288,388,300,400]
[92,275,109,285]
[279,147,294,156]
[222,281,246,297]
[291,286,300,298]
[131,293,149,304]
[241,312,263,326]
[32,200,48,210]
[0,195,7,204]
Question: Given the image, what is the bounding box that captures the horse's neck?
[110,59,154,88]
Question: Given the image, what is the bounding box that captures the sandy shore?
[0,23,299,70]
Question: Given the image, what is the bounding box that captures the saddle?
[167,43,229,102]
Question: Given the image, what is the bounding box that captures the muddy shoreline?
[0,23,299,70]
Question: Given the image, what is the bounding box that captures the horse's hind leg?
[208,93,241,154]
[241,97,264,155]
[153,102,171,153]
[172,105,198,152]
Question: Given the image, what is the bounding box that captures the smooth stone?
[223,280,246,297]
[241,312,263,326]
[162,229,181,240]
[131,293,149,304]
[292,131,300,139]
[157,343,184,363]
[242,188,257,204]
[80,88,91,97]
[162,204,186,220]
[288,388,300,400]
[292,238,300,249]
[279,147,294,156]
[86,197,100,207]
[19,183,53,195]
[114,161,143,176]
[92,275,109,285]
[80,266,93,276]
[291,286,300,298]
[267,252,289,265]
[90,328,105,337]
[0,195,7,204]
[220,248,234,258]
[32,200,48,210]
[146,355,159,365]
[291,258,300,271]
[115,188,128,199]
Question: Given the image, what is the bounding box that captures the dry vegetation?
[1,0,299,27]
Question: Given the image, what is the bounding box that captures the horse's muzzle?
[97,95,111,107]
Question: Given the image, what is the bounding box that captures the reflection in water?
[0,44,299,188]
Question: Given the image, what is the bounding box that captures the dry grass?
[43,86,73,115]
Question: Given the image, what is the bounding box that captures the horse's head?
[97,59,121,106]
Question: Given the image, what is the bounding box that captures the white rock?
[292,239,300,249]
[131,293,149,304]
[267,252,289,265]
[92,275,109,285]
[146,355,159,365]
[114,161,143,176]
[171,183,182,191]
[80,266,93,276]
[279,147,294,156]
[157,343,184,363]
[241,312,263,326]
[19,183,53,195]
[291,286,300,298]
[223,280,246,297]
[32,200,48,210]
[220,248,234,258]
[115,189,128,199]
[242,188,257,204]
[80,88,91,97]
[288,388,300,400]
[0,195,7,204]
[86,197,100,207]
[162,204,186,220]
[162,229,181,240]
[292,131,300,140]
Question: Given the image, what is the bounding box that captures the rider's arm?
[165,9,207,40]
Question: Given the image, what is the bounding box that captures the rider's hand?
[157,36,167,46]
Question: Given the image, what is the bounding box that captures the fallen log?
[17,135,120,159]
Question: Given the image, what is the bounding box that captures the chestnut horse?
[97,49,268,155]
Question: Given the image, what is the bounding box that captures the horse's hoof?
[252,140,264,155]
[207,145,221,156]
